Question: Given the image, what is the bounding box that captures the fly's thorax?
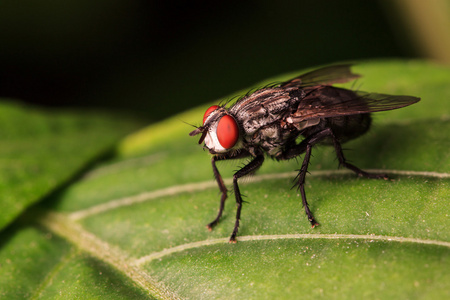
[202,106,242,154]
[230,88,294,136]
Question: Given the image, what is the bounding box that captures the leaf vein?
[133,233,450,266]
[69,169,450,220]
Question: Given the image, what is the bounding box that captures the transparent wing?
[289,87,420,122]
[279,64,360,89]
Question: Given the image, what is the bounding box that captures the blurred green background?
[1,0,449,121]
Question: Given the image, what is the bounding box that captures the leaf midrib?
[37,211,180,300]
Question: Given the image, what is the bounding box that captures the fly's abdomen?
[327,113,371,143]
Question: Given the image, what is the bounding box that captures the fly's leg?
[207,151,251,232]
[209,152,264,242]
[206,156,228,230]
[282,130,334,227]
[281,127,388,228]
[330,133,388,179]
[294,143,319,227]
[229,154,265,243]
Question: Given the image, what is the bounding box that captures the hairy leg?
[280,127,387,227]
[207,150,250,231]
[229,154,265,242]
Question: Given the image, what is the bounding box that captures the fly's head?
[189,105,241,155]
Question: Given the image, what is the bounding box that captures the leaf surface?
[1,60,449,299]
[0,101,140,231]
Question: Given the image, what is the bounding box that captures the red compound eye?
[216,115,239,149]
[203,105,219,124]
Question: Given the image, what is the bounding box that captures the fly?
[189,64,420,243]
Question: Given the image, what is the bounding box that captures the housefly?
[189,64,420,243]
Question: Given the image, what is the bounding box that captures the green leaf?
[1,60,449,299]
[0,101,140,231]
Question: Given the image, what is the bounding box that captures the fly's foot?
[206,221,218,231]
[228,230,238,243]
[229,237,237,244]
[343,162,389,180]
[359,172,388,180]
[310,218,319,228]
